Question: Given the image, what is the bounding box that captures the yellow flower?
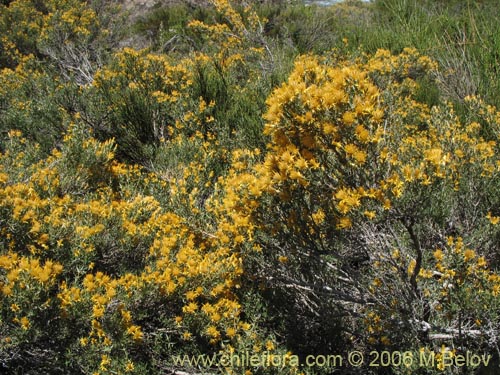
[424,148,443,166]
[344,143,358,155]
[486,212,500,225]
[2,285,13,296]
[210,312,221,322]
[337,216,352,229]
[342,111,356,125]
[226,327,237,338]
[206,325,220,339]
[408,259,416,275]
[125,361,135,372]
[100,354,110,371]
[355,125,370,143]
[383,199,391,210]
[311,209,325,225]
[127,325,144,341]
[186,290,198,300]
[278,256,288,263]
[183,302,198,314]
[19,316,30,330]
[464,249,476,262]
[372,108,384,122]
[433,249,444,262]
[364,211,376,220]
[92,304,105,318]
[353,150,367,164]
[265,340,275,351]
[492,284,500,297]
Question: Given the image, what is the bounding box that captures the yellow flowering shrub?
[0,0,118,72]
[0,0,121,153]
[2,0,500,374]
[187,0,266,64]
[89,48,209,162]
[0,125,269,374]
[221,47,500,362]
[0,55,72,152]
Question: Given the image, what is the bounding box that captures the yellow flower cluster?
[92,48,219,146]
[0,254,63,296]
[1,0,100,66]
[259,49,500,236]
[0,124,256,373]
[258,53,392,234]
[186,0,265,70]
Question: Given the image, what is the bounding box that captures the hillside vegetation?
[1,1,500,374]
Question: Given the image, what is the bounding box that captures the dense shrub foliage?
[1,0,500,374]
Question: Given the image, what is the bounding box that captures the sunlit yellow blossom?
[463,249,476,262]
[424,148,443,165]
[266,340,275,351]
[100,355,110,371]
[127,325,144,341]
[226,327,237,338]
[278,256,288,263]
[486,212,500,225]
[125,361,135,372]
[206,325,220,339]
[19,316,30,330]
[433,249,444,262]
[183,302,198,314]
[337,216,352,229]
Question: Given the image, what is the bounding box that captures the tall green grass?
[133,0,500,109]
